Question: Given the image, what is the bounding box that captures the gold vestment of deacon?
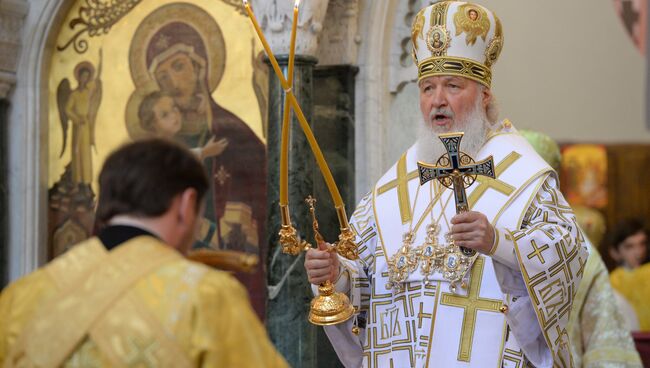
[0,236,287,367]
[610,263,650,332]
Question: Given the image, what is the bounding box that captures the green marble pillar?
[313,65,358,240]
[266,55,319,367]
[0,99,8,287]
[266,58,355,368]
[312,66,357,367]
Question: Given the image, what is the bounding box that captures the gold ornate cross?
[440,257,503,362]
[417,132,495,256]
[417,132,495,213]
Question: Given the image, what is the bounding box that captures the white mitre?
[411,1,503,87]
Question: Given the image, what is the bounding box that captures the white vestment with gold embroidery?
[320,121,589,368]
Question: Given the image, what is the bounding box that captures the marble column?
[312,65,358,239]
[0,98,7,286]
[266,55,320,367]
[1,0,28,284]
[310,65,357,368]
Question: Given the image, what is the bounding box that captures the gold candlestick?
[280,0,299,206]
[305,196,354,325]
[277,0,304,255]
[243,0,357,326]
[243,0,347,215]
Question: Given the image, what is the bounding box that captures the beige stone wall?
[470,0,648,143]
[382,1,649,179]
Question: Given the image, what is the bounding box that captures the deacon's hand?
[304,241,340,285]
[450,211,495,255]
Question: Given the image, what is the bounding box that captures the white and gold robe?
[321,121,589,368]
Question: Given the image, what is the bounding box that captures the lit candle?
[243,1,286,91]
[244,0,345,211]
[279,0,300,207]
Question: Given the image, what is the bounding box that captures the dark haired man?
[0,139,287,367]
[608,218,648,271]
[608,218,650,332]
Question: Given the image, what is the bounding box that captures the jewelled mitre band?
[412,1,503,88]
[418,56,492,88]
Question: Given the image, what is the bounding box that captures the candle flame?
[242,0,248,5]
[294,0,300,9]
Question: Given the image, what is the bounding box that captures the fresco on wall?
[47,0,269,317]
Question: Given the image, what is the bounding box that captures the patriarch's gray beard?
[415,97,490,164]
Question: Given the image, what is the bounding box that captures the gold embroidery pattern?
[429,1,450,28]
[468,151,521,208]
[9,238,190,367]
[363,282,439,367]
[439,257,502,362]
[351,192,374,233]
[124,337,160,366]
[350,193,377,269]
[501,347,534,368]
[511,178,589,367]
[453,4,490,46]
[353,226,377,270]
[503,348,524,368]
[484,36,503,67]
[411,8,426,52]
[527,240,550,264]
[485,14,503,67]
[418,56,492,87]
[64,339,108,367]
[377,154,419,224]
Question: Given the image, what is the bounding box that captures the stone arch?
[354,0,395,198]
[354,0,425,198]
[7,0,86,279]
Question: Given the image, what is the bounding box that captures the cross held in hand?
[417,132,495,214]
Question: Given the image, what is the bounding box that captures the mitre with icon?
[411,1,503,87]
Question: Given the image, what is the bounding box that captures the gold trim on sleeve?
[488,228,500,256]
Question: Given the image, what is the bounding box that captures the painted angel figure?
[56,50,103,194]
